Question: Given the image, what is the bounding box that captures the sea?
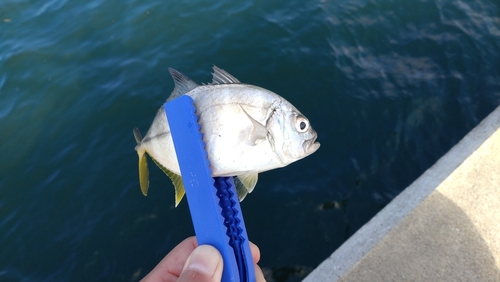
[1,0,499,281]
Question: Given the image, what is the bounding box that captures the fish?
[133,66,320,206]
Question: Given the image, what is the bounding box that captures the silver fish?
[134,66,320,206]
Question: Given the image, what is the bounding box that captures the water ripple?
[0,0,499,281]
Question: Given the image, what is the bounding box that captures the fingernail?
[184,245,221,276]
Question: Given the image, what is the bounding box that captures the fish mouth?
[304,134,320,154]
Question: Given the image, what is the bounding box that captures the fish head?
[267,103,320,165]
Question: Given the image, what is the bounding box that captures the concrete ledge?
[304,106,500,281]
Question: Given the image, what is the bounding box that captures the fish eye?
[296,117,309,132]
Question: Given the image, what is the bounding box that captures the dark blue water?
[1,0,499,281]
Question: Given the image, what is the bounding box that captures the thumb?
[177,245,224,282]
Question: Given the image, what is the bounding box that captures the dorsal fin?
[167,68,199,101]
[211,65,241,84]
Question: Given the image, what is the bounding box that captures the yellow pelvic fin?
[150,156,185,207]
[234,172,258,201]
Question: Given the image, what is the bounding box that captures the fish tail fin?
[133,127,143,144]
[134,128,149,196]
[137,149,150,196]
[133,127,185,206]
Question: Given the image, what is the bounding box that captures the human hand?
[141,236,266,282]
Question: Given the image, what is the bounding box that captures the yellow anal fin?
[150,156,185,207]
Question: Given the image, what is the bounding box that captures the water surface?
[1,0,499,281]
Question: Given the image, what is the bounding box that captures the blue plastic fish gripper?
[164,95,255,282]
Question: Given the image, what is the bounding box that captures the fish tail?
[134,128,149,196]
[133,127,143,144]
[137,149,149,196]
[132,127,185,206]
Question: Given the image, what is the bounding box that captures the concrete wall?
[304,106,500,282]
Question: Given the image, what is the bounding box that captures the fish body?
[134,66,320,206]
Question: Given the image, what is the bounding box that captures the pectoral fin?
[234,172,258,201]
[239,105,268,145]
[150,156,185,207]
